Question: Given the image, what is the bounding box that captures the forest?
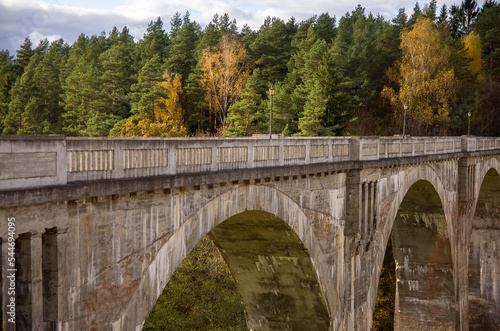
[2,1,497,329]
[0,0,499,138]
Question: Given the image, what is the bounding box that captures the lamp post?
[269,84,274,139]
[468,111,471,136]
[403,103,407,138]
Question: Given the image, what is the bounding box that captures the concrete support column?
[55,227,69,329]
[42,227,67,331]
[1,237,12,331]
[456,158,474,331]
[15,231,44,331]
[345,170,362,236]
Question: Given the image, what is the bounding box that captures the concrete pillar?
[42,228,60,331]
[457,158,474,331]
[1,237,11,331]
[55,226,69,329]
[15,232,44,331]
[345,170,362,236]
[392,180,456,330]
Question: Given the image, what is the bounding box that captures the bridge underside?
[391,180,456,330]
[469,169,500,330]
[209,210,330,331]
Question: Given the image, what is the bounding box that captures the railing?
[1,135,500,190]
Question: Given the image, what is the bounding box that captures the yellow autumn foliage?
[383,18,456,135]
[199,34,251,126]
[463,32,485,83]
[116,70,188,137]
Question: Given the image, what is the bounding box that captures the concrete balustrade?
[1,135,500,190]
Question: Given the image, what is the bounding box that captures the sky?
[0,0,469,55]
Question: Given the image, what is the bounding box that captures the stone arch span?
[468,156,500,330]
[374,164,456,330]
[114,184,339,331]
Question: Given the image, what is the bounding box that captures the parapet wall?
[1,135,499,191]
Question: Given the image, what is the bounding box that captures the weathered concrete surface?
[209,211,330,331]
[0,137,499,331]
[468,168,500,330]
[391,180,455,330]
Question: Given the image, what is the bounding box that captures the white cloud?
[0,0,472,54]
[28,30,63,45]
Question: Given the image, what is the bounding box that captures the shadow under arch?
[208,210,330,330]
[388,179,455,330]
[117,184,337,331]
[468,167,500,330]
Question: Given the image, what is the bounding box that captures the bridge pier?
[391,180,456,330]
[15,232,44,330]
[467,166,500,330]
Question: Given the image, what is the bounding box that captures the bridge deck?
[1,135,499,208]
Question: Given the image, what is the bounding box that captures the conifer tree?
[313,13,337,44]
[14,37,34,77]
[135,17,169,67]
[225,68,267,136]
[298,43,350,136]
[100,42,134,118]
[60,34,107,136]
[129,54,166,122]
[250,17,297,83]
[0,50,14,132]
[2,55,38,134]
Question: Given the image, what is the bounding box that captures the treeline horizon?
[0,0,498,138]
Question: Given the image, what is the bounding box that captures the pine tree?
[3,55,38,134]
[313,13,337,44]
[129,54,166,122]
[250,17,297,83]
[100,42,134,118]
[471,2,500,135]
[450,0,479,38]
[60,34,107,136]
[408,2,423,26]
[166,11,200,118]
[392,8,408,31]
[29,41,65,133]
[14,37,34,77]
[240,24,257,49]
[424,0,438,22]
[3,44,64,135]
[136,17,169,66]
[298,44,351,136]
[225,68,267,136]
[437,5,448,25]
[0,50,14,133]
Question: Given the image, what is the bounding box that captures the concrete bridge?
[0,135,499,331]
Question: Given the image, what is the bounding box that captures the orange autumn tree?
[199,34,251,127]
[383,18,456,135]
[115,70,188,137]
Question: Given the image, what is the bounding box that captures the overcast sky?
[1,0,469,55]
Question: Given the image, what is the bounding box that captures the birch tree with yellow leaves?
[113,70,188,137]
[199,34,251,127]
[383,17,456,135]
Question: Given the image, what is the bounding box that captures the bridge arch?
[114,184,339,331]
[374,164,456,330]
[468,156,500,330]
